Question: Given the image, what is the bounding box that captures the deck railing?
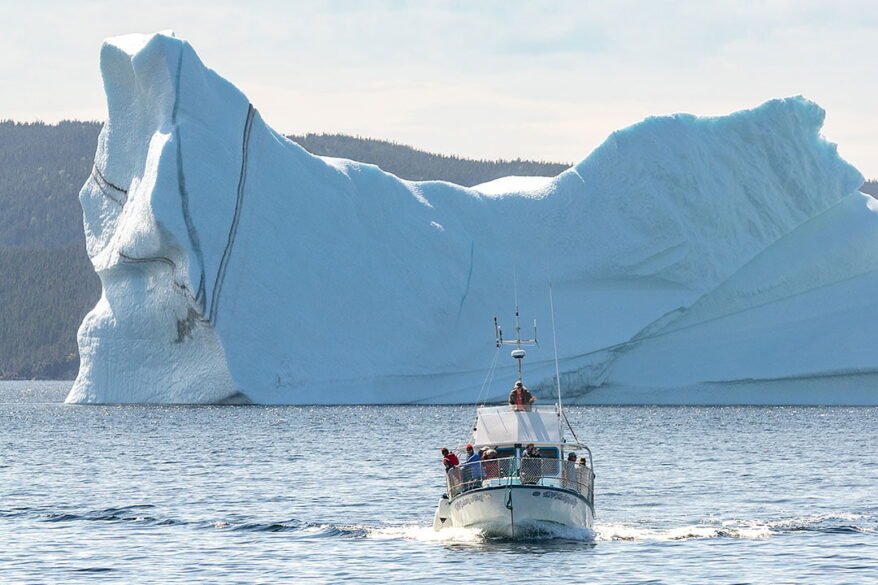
[446,456,595,506]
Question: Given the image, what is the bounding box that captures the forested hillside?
[0,121,101,248]
[0,121,569,379]
[287,133,570,186]
[859,181,878,198]
[0,245,99,378]
[0,121,103,378]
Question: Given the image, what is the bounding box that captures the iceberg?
[67,32,878,405]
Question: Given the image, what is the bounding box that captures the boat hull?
[444,485,593,537]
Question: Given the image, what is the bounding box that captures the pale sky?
[2,0,876,177]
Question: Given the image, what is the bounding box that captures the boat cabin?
[472,404,563,450]
[445,404,594,505]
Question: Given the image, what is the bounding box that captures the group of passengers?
[441,444,499,470]
[440,444,591,494]
[440,442,545,491]
[441,444,499,492]
[441,443,541,469]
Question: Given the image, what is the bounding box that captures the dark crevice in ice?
[456,240,475,323]
[208,103,255,326]
[172,45,208,314]
[89,165,128,206]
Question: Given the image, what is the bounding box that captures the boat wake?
[373,512,876,544]
[8,506,873,544]
[595,513,875,542]
[365,522,596,543]
[595,522,771,541]
[367,525,487,543]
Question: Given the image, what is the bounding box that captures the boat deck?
[446,455,594,507]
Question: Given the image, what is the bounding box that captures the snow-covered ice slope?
[67,32,878,405]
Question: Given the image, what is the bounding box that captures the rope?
[506,484,515,538]
[473,345,501,408]
[562,408,582,446]
[549,283,563,417]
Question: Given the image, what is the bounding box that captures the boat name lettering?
[453,493,492,511]
[540,491,577,506]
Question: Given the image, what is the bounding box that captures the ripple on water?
[0,384,876,584]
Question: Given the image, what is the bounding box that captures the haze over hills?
[0,120,568,379]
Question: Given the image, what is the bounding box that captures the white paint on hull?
[446,486,593,537]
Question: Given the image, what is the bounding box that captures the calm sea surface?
[1,380,876,584]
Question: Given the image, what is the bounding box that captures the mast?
[495,304,537,383]
[549,284,564,421]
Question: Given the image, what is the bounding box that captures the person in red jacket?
[441,447,459,470]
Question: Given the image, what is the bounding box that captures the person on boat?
[482,447,499,479]
[462,444,484,492]
[521,443,541,484]
[508,381,535,411]
[576,457,592,498]
[563,452,577,489]
[441,447,459,471]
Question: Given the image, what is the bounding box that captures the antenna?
[549,283,563,418]
[514,305,521,348]
[513,268,519,309]
[495,299,537,383]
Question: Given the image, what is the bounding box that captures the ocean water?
[1,381,876,584]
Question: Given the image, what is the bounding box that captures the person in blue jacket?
[462,444,484,492]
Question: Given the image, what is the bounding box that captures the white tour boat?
[432,305,595,537]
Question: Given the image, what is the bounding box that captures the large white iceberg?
[67,32,878,405]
